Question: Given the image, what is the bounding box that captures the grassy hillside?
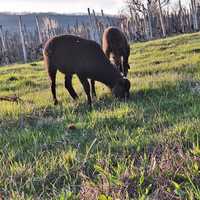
[0,33,200,199]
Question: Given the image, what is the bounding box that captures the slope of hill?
[0,33,200,199]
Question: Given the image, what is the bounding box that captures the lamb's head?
[112,78,131,100]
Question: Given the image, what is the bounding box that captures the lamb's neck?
[98,64,122,89]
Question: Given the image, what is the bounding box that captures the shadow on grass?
[1,79,198,150]
[1,79,200,198]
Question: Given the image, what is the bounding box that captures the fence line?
[0,5,200,66]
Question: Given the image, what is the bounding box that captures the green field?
[0,33,200,200]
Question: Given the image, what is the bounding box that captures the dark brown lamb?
[102,26,130,77]
[43,34,131,106]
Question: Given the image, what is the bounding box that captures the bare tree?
[156,0,169,37]
[127,0,170,38]
[190,0,199,31]
[127,0,155,40]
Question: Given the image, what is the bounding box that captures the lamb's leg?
[91,80,96,98]
[48,69,58,105]
[120,56,125,76]
[123,46,130,76]
[65,74,78,100]
[121,51,130,77]
[78,76,92,106]
[123,58,130,77]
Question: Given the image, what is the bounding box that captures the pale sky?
[0,0,190,15]
[0,0,126,15]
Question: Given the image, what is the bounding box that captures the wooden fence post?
[88,8,96,41]
[35,16,43,44]
[19,16,27,63]
[92,9,101,43]
[158,0,166,37]
[191,0,199,31]
[0,25,6,51]
[147,2,153,39]
[129,7,136,41]
[0,25,9,64]
[142,5,150,40]
[101,9,110,27]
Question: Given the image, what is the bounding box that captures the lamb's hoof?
[74,96,79,101]
[88,102,93,110]
[92,92,97,98]
[92,95,97,100]
[54,100,58,105]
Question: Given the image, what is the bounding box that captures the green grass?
[0,33,200,199]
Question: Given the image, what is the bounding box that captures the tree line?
[125,0,200,40]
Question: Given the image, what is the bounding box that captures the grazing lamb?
[43,34,131,106]
[102,26,130,77]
